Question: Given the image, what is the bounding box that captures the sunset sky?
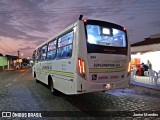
[0,0,160,58]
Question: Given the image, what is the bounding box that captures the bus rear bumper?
[77,78,130,94]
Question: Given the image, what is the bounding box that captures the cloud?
[19,46,34,51]
[148,21,160,27]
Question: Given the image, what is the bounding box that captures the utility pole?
[18,50,20,59]
[17,50,20,69]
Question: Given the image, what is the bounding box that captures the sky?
[0,0,160,58]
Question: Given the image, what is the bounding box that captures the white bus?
[32,15,131,95]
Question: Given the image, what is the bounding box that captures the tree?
[0,53,3,56]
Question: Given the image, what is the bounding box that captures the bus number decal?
[42,66,52,69]
[94,63,120,68]
[90,56,96,59]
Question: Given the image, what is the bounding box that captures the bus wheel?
[34,72,40,83]
[36,79,40,83]
[34,72,36,78]
[50,80,58,95]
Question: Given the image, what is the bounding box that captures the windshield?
[86,24,127,47]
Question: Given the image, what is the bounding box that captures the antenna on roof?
[79,15,83,20]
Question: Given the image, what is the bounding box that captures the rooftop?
[131,37,160,47]
[5,55,18,59]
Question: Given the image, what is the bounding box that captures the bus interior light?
[102,28,110,35]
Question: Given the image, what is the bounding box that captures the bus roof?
[34,19,126,51]
[35,21,78,50]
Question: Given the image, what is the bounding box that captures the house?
[0,53,7,70]
[5,55,19,70]
[0,53,19,70]
[131,34,160,72]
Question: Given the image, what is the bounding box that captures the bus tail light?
[128,61,131,73]
[123,27,126,31]
[83,19,87,23]
[127,61,131,77]
[78,58,85,77]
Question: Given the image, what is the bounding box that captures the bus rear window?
[86,25,127,47]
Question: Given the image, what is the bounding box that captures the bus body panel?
[34,57,77,95]
[74,20,130,94]
[74,53,130,94]
[50,58,76,94]
[87,53,128,82]
[33,24,78,95]
[75,75,129,94]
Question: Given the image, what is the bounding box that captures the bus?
[32,15,131,95]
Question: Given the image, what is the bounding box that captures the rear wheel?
[34,72,40,83]
[36,79,40,83]
[49,79,59,95]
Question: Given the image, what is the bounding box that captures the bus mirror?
[79,15,83,20]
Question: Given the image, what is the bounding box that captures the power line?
[0,1,160,11]
[0,8,159,17]
[9,18,49,32]
[0,3,160,14]
[0,0,159,17]
[0,39,15,51]
[0,43,10,53]
[0,7,160,13]
[0,40,17,55]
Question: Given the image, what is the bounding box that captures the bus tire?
[34,72,36,78]
[34,72,40,83]
[49,79,58,95]
[36,79,40,83]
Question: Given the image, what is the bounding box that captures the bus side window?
[40,45,47,60]
[65,45,72,57]
[47,50,56,60]
[57,52,62,58]
[47,40,57,60]
[62,51,67,57]
[68,47,72,57]
[37,49,41,61]
[57,30,73,59]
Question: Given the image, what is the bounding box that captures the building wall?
[0,56,7,66]
[131,43,160,53]
[131,51,160,72]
